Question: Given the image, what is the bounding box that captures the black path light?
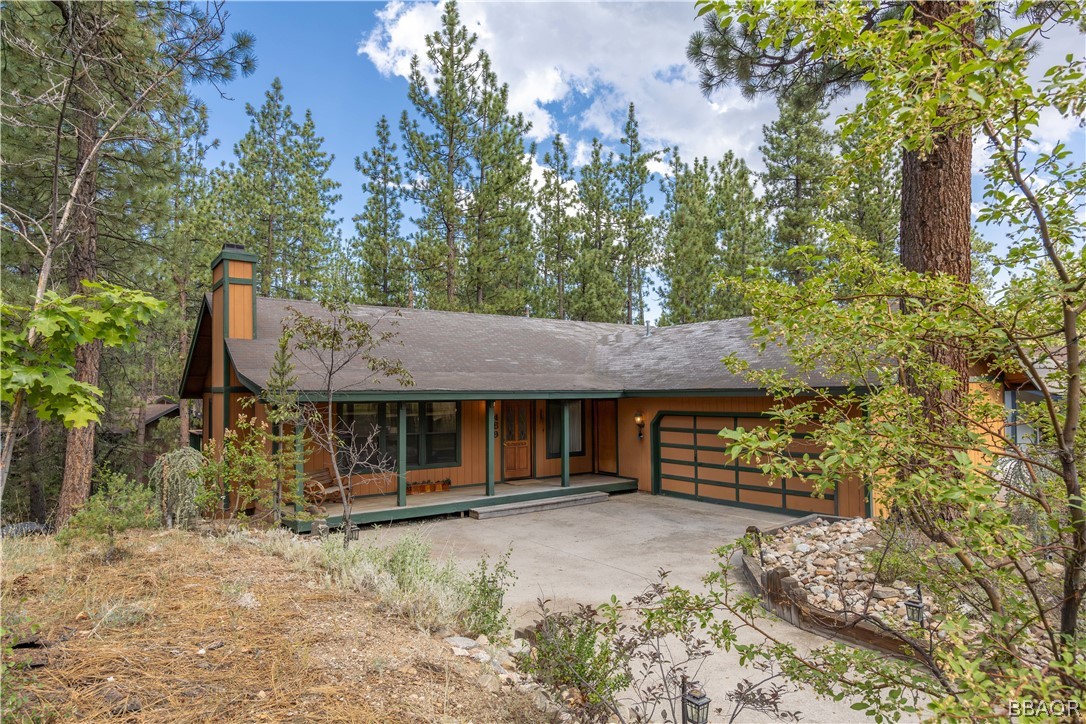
[681,676,711,724]
[905,584,925,624]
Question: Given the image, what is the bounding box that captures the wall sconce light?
[633,412,645,440]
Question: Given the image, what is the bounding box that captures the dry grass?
[1,530,547,723]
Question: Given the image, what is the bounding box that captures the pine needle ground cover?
[1,530,542,723]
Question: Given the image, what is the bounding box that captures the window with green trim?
[545,400,585,458]
[337,401,461,473]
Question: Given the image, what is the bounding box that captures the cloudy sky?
[201,1,1084,315]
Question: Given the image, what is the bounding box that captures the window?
[337,402,460,474]
[1004,389,1041,446]
[546,400,585,458]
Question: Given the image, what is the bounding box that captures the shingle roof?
[219,297,852,399]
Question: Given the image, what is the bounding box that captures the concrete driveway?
[360,492,882,723]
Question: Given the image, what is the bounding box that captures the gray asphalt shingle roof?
[223,296,848,398]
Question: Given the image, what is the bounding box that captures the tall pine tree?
[350,115,411,306]
[759,95,833,285]
[535,135,577,318]
[611,104,656,325]
[214,78,340,300]
[400,0,477,310]
[713,151,768,317]
[460,55,536,314]
[658,152,719,325]
[568,139,625,323]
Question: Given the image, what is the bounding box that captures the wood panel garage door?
[652,412,860,516]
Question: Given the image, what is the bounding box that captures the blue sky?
[198,1,1085,318]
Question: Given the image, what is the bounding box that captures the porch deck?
[295,474,638,531]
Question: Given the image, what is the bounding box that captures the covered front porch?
[292,473,638,531]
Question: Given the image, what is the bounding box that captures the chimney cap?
[211,243,259,268]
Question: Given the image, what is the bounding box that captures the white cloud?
[359,1,778,169]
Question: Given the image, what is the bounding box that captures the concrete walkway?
[359,492,892,723]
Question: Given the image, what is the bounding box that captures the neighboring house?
[180,244,1023,530]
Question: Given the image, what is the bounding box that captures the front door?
[503,401,531,479]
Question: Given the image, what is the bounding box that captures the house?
[181,244,874,530]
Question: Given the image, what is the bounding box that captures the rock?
[815,569,833,577]
[844,572,858,582]
[491,659,507,675]
[471,650,492,664]
[808,528,826,539]
[444,636,478,650]
[815,543,831,553]
[882,597,900,606]
[476,634,490,647]
[794,543,811,554]
[451,647,471,657]
[508,638,530,656]
[872,586,899,600]
[477,673,502,693]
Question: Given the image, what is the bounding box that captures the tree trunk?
[899,1,974,407]
[25,410,47,524]
[177,282,190,448]
[56,80,102,528]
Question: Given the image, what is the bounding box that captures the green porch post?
[486,400,495,496]
[561,400,570,487]
[294,427,305,517]
[397,403,407,507]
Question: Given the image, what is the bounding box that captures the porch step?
[469,492,609,520]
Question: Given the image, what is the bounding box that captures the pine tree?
[400,0,478,310]
[832,129,900,264]
[460,55,536,315]
[536,135,577,318]
[759,95,834,285]
[713,152,769,317]
[215,78,340,300]
[568,139,625,323]
[351,115,411,306]
[658,152,718,325]
[612,104,656,325]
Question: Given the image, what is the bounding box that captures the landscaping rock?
[444,636,478,650]
[471,650,492,664]
[477,673,502,693]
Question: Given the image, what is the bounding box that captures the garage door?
[652,412,854,516]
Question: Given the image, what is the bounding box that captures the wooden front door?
[502,401,531,479]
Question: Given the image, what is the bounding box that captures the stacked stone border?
[739,514,922,661]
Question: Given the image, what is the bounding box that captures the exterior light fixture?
[633,412,645,440]
[905,584,925,624]
[681,677,711,724]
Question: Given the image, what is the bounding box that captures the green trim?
[397,403,407,507]
[337,401,463,474]
[486,400,495,496]
[295,389,623,402]
[659,489,833,517]
[545,399,587,459]
[178,296,212,399]
[306,477,638,529]
[560,400,570,487]
[210,246,259,269]
[255,387,869,403]
[211,276,255,292]
[650,409,842,515]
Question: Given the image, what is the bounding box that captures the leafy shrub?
[148,447,204,529]
[56,469,156,558]
[864,525,923,585]
[520,600,631,723]
[460,548,516,640]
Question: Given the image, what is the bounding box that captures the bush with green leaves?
[460,548,516,640]
[148,446,204,529]
[56,469,156,557]
[519,599,631,723]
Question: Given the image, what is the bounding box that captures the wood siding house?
[181,245,881,530]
